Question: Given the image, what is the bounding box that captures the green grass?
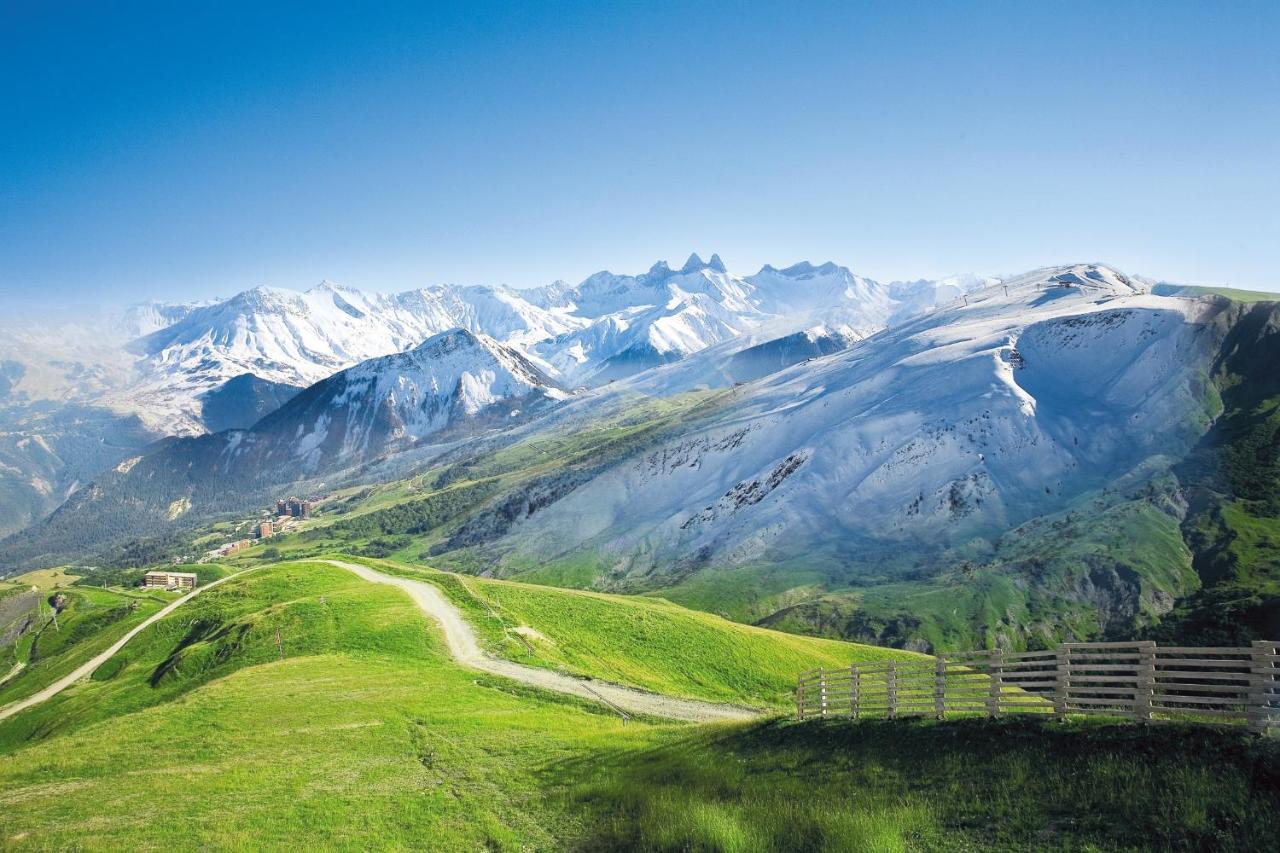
[0,654,671,850]
[572,717,1280,851]
[0,559,678,849]
[69,561,235,589]
[1,559,1277,850]
[4,567,80,590]
[0,562,426,748]
[349,557,919,709]
[0,585,167,708]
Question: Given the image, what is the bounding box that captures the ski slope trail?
[0,570,250,724]
[324,560,758,723]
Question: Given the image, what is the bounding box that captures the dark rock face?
[725,328,858,383]
[199,374,301,433]
[591,343,684,385]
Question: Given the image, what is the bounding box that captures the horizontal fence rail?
[796,641,1280,734]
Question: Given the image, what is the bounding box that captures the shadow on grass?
[550,716,1280,851]
[149,617,250,687]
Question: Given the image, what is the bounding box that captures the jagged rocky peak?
[678,252,728,274]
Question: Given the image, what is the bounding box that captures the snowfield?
[470,265,1228,579]
[85,254,988,434]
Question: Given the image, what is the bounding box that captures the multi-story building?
[276,498,312,519]
[143,571,198,590]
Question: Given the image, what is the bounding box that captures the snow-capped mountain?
[251,328,567,468]
[120,299,216,340]
[113,280,580,434]
[723,324,863,383]
[0,326,571,564]
[525,254,964,386]
[453,264,1225,584]
[0,254,992,548]
[97,256,978,434]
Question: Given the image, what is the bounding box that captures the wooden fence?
[796,641,1280,734]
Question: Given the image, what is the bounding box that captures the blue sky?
[2,1,1278,306]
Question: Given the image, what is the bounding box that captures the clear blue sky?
[2,0,1278,306]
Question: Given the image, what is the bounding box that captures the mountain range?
[1,257,1277,653]
[0,255,976,536]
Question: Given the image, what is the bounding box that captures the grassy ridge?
[228,390,732,567]
[0,560,676,849]
[0,562,439,749]
[1157,283,1280,303]
[1,560,1277,849]
[349,557,919,708]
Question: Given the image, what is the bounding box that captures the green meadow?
[350,556,920,709]
[0,560,1277,850]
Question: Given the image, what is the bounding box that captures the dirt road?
[0,571,248,724]
[0,561,757,726]
[325,560,757,723]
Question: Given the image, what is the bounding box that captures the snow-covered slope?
[99,256,977,434]
[526,254,926,386]
[464,264,1224,582]
[248,328,568,469]
[113,281,580,433]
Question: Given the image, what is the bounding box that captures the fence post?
[1054,644,1068,720]
[1136,641,1155,723]
[797,677,805,721]
[934,656,946,720]
[987,649,1004,717]
[887,661,898,719]
[819,667,828,719]
[850,664,860,720]
[1249,641,1278,735]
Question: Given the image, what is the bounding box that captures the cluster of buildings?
[197,495,322,561]
[276,498,313,519]
[209,539,254,559]
[256,497,317,539]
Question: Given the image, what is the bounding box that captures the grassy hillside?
[574,717,1280,851]
[0,584,167,709]
[1,559,1277,849]
[349,557,919,708]
[0,629,664,849]
[0,562,435,748]
[1153,302,1280,643]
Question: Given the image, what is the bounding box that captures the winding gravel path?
[325,560,758,723]
[0,571,250,724]
[0,561,758,726]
